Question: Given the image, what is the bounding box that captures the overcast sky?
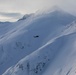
[0,0,76,22]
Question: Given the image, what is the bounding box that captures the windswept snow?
[0,6,76,75]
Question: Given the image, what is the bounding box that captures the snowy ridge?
[0,6,76,75]
[61,20,76,35]
[18,14,34,21]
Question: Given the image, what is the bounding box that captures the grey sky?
[0,0,76,21]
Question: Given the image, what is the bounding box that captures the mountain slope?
[0,7,76,75]
[3,29,76,75]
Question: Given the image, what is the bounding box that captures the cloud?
[0,12,23,22]
[0,0,75,14]
[0,0,75,13]
[0,0,56,14]
[0,12,23,18]
[0,0,76,21]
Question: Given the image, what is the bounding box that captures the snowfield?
[0,7,76,75]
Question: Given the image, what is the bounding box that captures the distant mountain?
[0,6,76,75]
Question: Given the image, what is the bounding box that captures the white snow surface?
[0,7,76,75]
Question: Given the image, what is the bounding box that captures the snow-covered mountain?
[0,6,76,75]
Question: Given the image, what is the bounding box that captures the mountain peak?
[50,5,62,11]
[44,5,65,14]
[36,5,64,15]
